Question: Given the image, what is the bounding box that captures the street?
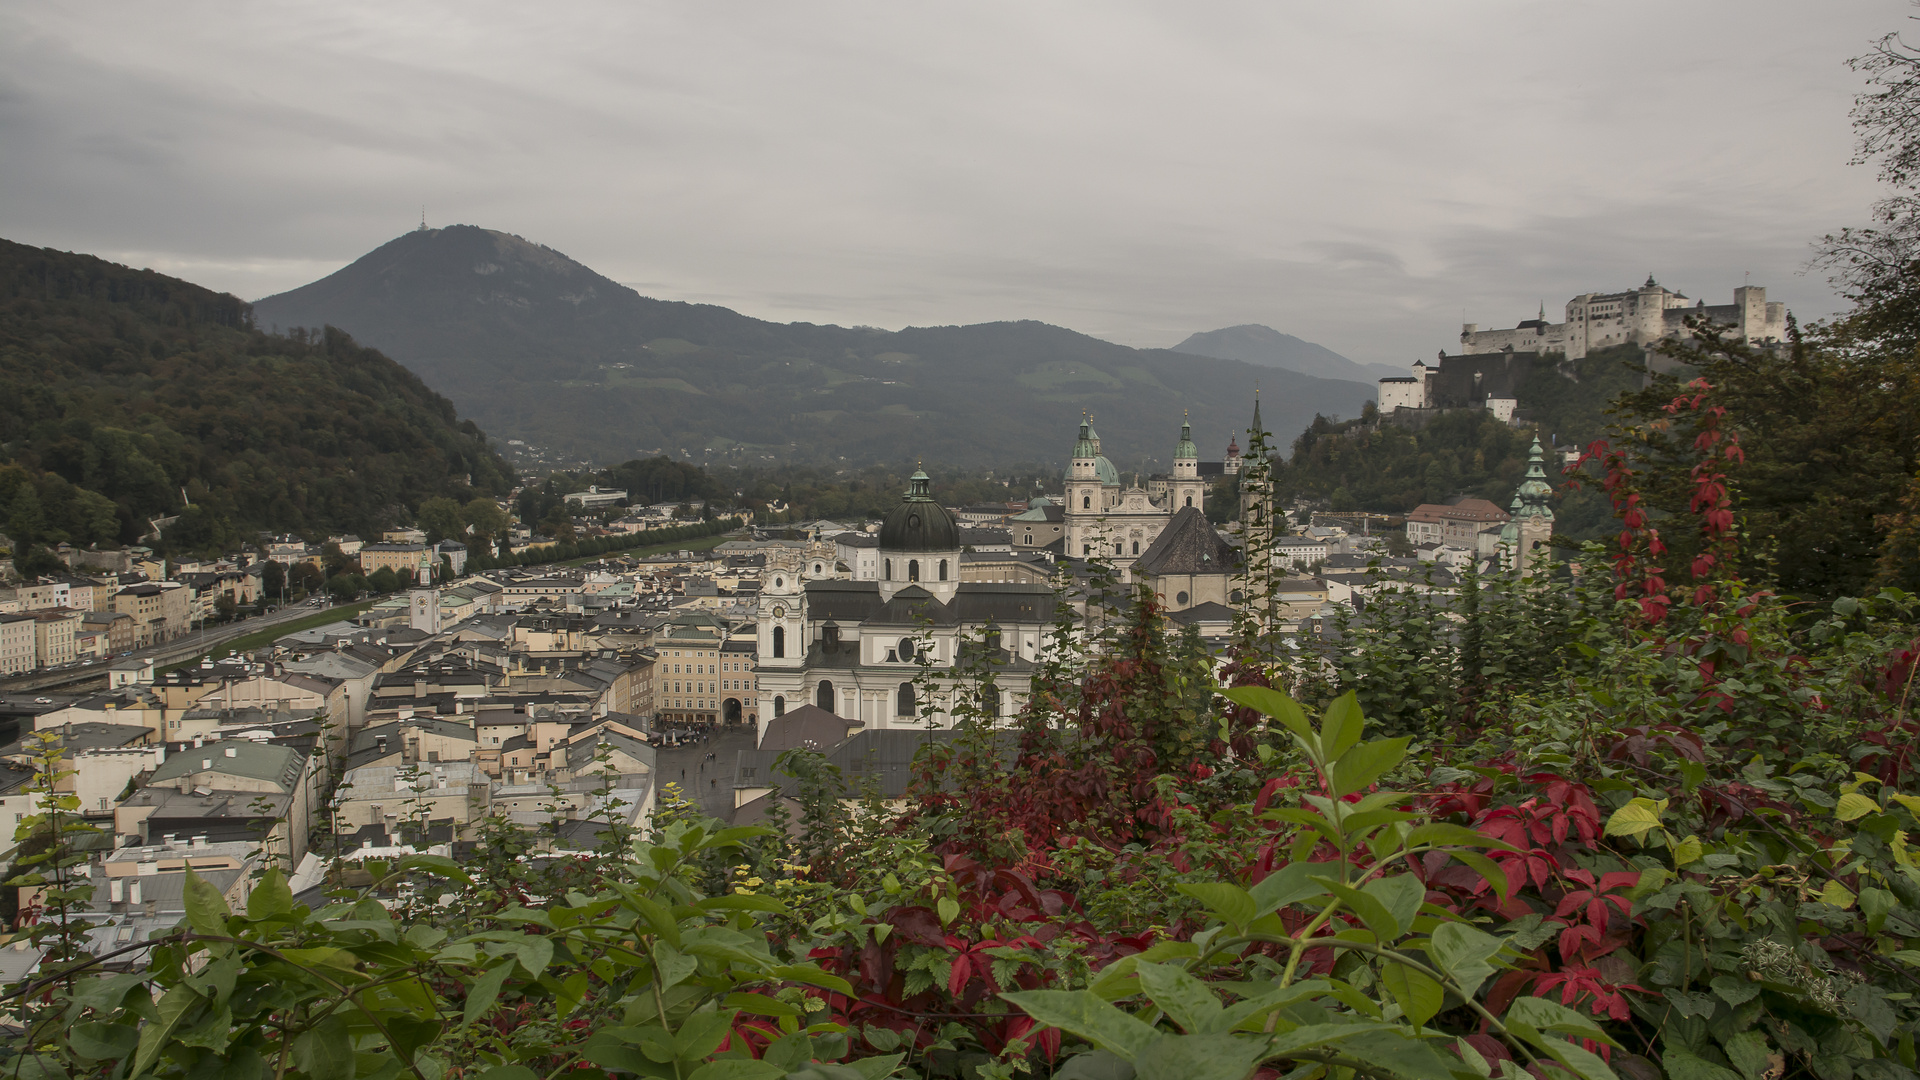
[653,725,760,822]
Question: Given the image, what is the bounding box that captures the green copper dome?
[1072,417,1099,460]
[1174,416,1198,460]
[1515,437,1555,520]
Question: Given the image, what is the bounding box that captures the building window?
[897,637,917,663]
[1082,544,1091,556]
[1176,591,1190,605]
[1082,495,1091,509]
[1185,496,1193,508]
[938,559,948,581]
[1131,541,1139,555]
[981,683,1000,717]
[909,560,920,582]
[884,559,892,579]
[896,682,916,717]
[773,695,785,717]
[772,625,785,658]
[816,679,834,713]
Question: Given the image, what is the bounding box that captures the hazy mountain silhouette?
[1174,324,1406,383]
[254,226,1376,468]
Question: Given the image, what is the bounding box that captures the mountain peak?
[1174,324,1404,382]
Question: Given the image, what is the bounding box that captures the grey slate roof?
[1133,506,1236,577]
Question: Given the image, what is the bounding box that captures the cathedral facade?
[1062,417,1209,566]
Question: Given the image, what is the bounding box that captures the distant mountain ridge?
[1174,324,1406,383]
[253,226,1377,468]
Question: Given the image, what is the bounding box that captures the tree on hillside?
[461,497,510,549]
[416,497,464,543]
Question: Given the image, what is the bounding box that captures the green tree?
[7,482,45,548]
[460,497,509,548]
[367,566,400,594]
[417,496,464,543]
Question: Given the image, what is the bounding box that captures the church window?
[909,560,920,582]
[1023,533,1032,545]
[981,683,1001,717]
[773,696,785,717]
[772,625,785,658]
[1082,495,1091,509]
[816,679,835,712]
[774,577,783,589]
[1115,543,1124,555]
[1131,541,1139,555]
[1185,496,1193,508]
[897,637,917,662]
[896,682,916,717]
[939,559,948,581]
[1082,544,1091,556]
[1176,591,1190,605]
[884,559,892,579]
[813,563,822,574]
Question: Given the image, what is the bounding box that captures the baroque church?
[1062,416,1210,567]
[753,469,1057,734]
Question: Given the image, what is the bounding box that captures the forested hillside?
[1275,344,1645,536]
[253,226,1376,467]
[0,239,513,564]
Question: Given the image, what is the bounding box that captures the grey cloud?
[0,0,1905,367]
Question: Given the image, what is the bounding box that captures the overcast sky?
[0,2,1907,364]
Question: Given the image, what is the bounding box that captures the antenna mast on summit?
[419,206,427,232]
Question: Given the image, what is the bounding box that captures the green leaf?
[767,964,855,995]
[293,1014,354,1080]
[1657,1046,1737,1080]
[1247,861,1330,917]
[1221,686,1315,746]
[1603,798,1667,840]
[1859,886,1897,933]
[1132,1033,1264,1080]
[838,1053,905,1080]
[1507,996,1617,1047]
[1314,876,1402,939]
[1427,921,1502,996]
[1175,883,1256,929]
[129,984,201,1080]
[463,963,513,1026]
[1319,691,1366,759]
[1708,974,1758,1008]
[695,893,787,914]
[1135,962,1225,1034]
[676,1008,738,1060]
[69,1021,139,1061]
[725,991,803,1018]
[473,1069,537,1080]
[246,867,293,920]
[936,896,960,926]
[1447,849,1511,901]
[1720,1030,1776,1080]
[1363,875,1424,940]
[1052,1051,1135,1080]
[654,943,697,988]
[182,867,230,938]
[1332,1028,1463,1079]
[1378,962,1443,1027]
[1329,737,1410,797]
[1002,989,1159,1061]
[1836,791,1879,821]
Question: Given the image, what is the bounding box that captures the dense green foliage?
[250,225,1369,468]
[0,239,513,556]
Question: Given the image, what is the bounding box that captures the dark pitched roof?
[1169,601,1236,626]
[804,579,882,622]
[1133,507,1236,577]
[757,706,863,753]
[866,586,961,628]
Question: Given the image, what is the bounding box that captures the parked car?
[33,697,52,705]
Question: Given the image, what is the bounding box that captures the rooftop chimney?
[224,746,236,758]
[128,880,142,906]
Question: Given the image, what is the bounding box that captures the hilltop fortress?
[1379,277,1789,418]
[1458,276,1786,360]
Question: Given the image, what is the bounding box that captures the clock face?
[771,605,786,619]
